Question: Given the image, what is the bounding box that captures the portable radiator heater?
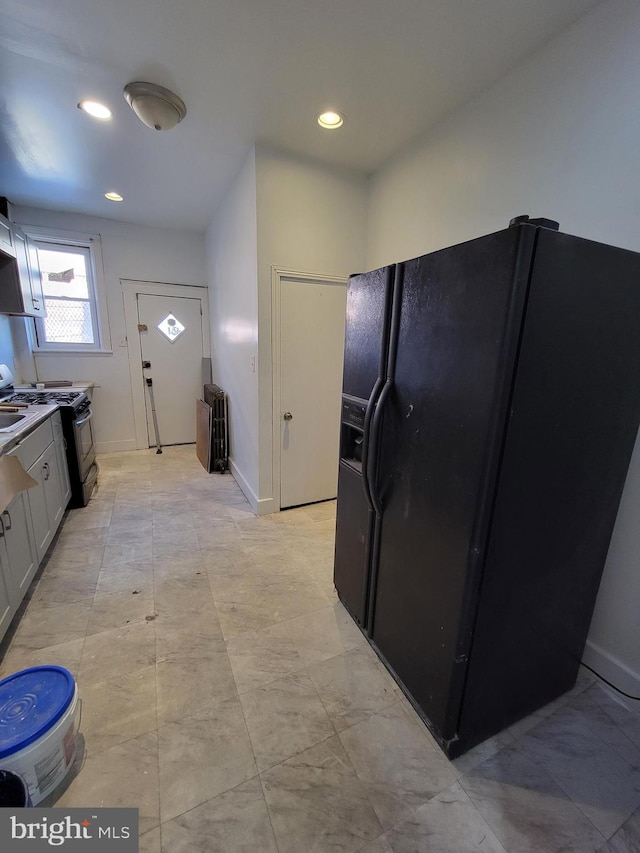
[196,384,229,473]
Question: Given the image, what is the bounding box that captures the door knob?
[283,412,293,421]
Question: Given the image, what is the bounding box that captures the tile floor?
[1,445,639,852]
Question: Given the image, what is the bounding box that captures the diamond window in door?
[157,313,186,343]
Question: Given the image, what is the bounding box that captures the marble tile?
[518,694,640,837]
[0,636,85,679]
[27,565,101,608]
[95,559,154,596]
[153,574,213,615]
[79,621,156,685]
[607,805,640,853]
[152,532,201,560]
[80,664,158,755]
[226,629,305,693]
[156,652,237,725]
[307,649,397,732]
[265,602,369,666]
[240,669,335,771]
[154,609,224,661]
[45,542,105,569]
[60,507,113,532]
[56,527,110,549]
[386,782,507,853]
[356,837,394,853]
[103,536,155,567]
[139,827,161,853]
[460,745,607,853]
[212,574,332,640]
[55,730,161,834]
[86,588,156,635]
[338,702,458,829]
[160,778,278,853]
[261,735,383,853]
[10,599,92,650]
[451,728,516,776]
[158,695,257,822]
[575,683,640,760]
[153,552,207,580]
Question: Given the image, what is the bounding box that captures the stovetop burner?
[5,390,85,408]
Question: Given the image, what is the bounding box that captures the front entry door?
[280,276,347,508]
[137,293,205,446]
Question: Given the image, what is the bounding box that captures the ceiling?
[0,0,599,231]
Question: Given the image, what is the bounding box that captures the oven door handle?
[75,410,93,427]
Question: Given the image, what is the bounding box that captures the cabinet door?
[41,441,64,532]
[1,491,37,606]
[27,452,54,562]
[0,541,14,644]
[26,235,46,317]
[12,228,45,318]
[0,214,15,257]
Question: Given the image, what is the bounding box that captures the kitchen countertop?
[0,403,60,455]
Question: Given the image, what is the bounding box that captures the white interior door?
[137,293,204,446]
[280,277,347,508]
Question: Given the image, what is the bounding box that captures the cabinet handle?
[43,461,50,481]
[2,511,11,531]
[0,516,4,538]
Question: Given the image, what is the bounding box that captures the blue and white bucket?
[0,666,80,805]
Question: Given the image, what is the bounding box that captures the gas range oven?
[0,372,98,507]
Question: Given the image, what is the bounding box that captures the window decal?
[157,313,185,342]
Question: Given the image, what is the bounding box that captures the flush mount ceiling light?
[78,100,112,120]
[104,191,123,202]
[123,82,187,131]
[317,110,344,129]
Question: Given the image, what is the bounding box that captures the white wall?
[366,0,640,691]
[255,146,368,510]
[206,149,260,505]
[12,206,206,453]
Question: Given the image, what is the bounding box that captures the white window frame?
[24,226,112,354]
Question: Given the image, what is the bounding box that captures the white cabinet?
[0,225,46,317]
[0,547,13,640]
[0,490,37,606]
[0,213,15,257]
[0,412,71,643]
[8,415,67,565]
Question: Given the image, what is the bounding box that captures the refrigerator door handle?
[361,375,385,510]
[367,262,404,517]
[367,378,392,516]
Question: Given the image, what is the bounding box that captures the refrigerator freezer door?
[334,265,395,625]
[369,226,535,744]
[341,267,394,401]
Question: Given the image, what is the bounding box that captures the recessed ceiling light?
[104,191,123,202]
[318,111,344,129]
[78,100,112,120]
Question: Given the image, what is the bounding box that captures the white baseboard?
[227,458,277,516]
[96,439,138,454]
[256,496,277,516]
[228,457,258,514]
[582,639,640,696]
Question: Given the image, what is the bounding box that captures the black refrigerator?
[333,217,640,758]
